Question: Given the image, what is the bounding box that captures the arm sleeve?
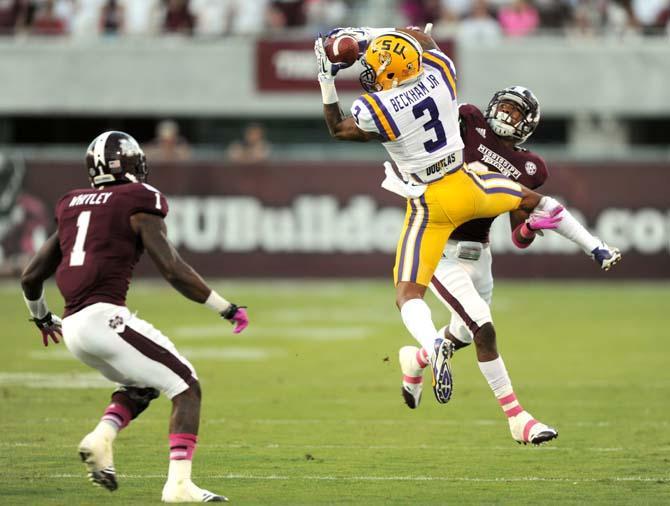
[127,183,169,218]
[351,98,381,135]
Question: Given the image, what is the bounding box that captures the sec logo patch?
[525,161,537,175]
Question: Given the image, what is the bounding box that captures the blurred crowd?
[0,0,349,37]
[0,0,668,38]
[406,0,670,40]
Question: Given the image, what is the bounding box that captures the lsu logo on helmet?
[360,31,423,92]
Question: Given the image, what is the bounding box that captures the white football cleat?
[590,242,622,271]
[508,411,558,446]
[399,345,425,409]
[162,480,228,503]
[78,431,117,491]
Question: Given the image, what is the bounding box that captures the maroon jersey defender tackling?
[399,87,580,445]
[450,102,549,243]
[21,131,247,503]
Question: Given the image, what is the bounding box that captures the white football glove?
[314,36,349,82]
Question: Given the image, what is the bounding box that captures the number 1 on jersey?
[70,210,91,267]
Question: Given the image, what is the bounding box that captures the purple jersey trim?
[410,195,429,282]
[398,199,417,280]
[479,172,511,181]
[368,93,401,139]
[431,275,481,335]
[427,51,456,78]
[356,98,389,141]
[423,59,455,100]
[465,171,523,198]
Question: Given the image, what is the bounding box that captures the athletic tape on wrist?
[23,289,49,319]
[319,80,339,105]
[204,291,231,314]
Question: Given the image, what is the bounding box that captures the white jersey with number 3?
[351,49,463,178]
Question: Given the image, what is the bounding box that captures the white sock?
[478,355,513,399]
[92,420,119,442]
[167,459,192,484]
[400,299,440,353]
[537,196,600,253]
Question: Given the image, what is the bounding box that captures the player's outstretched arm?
[323,106,381,142]
[314,36,380,142]
[131,212,249,333]
[20,232,64,346]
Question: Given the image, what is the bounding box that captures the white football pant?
[62,303,198,399]
[429,240,494,344]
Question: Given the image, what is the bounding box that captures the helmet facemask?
[485,86,540,144]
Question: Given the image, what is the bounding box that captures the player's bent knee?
[112,386,160,419]
[395,282,427,309]
[173,381,202,404]
[189,381,202,401]
[473,322,497,351]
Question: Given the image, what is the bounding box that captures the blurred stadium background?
[2,2,670,504]
[0,0,669,279]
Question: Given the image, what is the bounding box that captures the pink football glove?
[526,205,564,232]
[221,304,249,334]
[230,307,249,334]
[31,312,62,347]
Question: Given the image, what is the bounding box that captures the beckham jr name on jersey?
[351,49,463,179]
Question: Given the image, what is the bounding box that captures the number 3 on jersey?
[70,210,91,267]
[413,97,447,153]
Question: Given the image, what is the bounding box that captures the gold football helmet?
[360,31,423,92]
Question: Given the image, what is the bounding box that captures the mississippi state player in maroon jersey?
[20,131,247,502]
[397,87,606,445]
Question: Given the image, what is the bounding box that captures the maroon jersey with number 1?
[451,104,549,243]
[54,182,168,317]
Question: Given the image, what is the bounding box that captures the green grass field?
[1,280,669,505]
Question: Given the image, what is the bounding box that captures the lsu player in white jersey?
[315,27,621,444]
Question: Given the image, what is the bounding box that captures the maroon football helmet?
[85,131,148,187]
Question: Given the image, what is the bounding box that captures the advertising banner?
[4,160,668,279]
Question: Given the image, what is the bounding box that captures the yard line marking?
[172,325,370,341]
[0,372,112,389]
[0,442,629,453]
[46,473,670,483]
[29,347,282,361]
[176,347,283,360]
[202,418,666,428]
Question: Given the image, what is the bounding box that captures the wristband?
[520,222,537,239]
[204,290,231,314]
[319,78,339,104]
[23,289,49,319]
[512,223,535,249]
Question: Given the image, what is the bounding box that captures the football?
[324,35,359,66]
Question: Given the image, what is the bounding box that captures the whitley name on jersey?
[68,192,113,207]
